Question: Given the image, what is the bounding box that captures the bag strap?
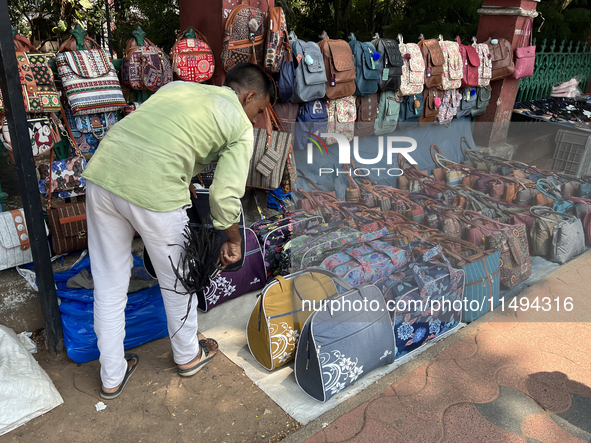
[530,205,575,223]
[518,18,533,48]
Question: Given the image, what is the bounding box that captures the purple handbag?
[511,19,535,79]
[197,228,266,312]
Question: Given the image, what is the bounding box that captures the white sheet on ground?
[0,325,63,436]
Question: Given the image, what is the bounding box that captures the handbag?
[64,107,118,155]
[1,114,58,157]
[0,209,39,271]
[294,277,395,402]
[375,241,465,360]
[222,1,266,70]
[529,206,586,264]
[248,105,292,190]
[511,19,535,79]
[56,36,126,115]
[122,37,173,91]
[0,34,60,113]
[484,37,515,81]
[171,28,215,83]
[246,268,344,371]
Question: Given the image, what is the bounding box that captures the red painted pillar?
[473,0,538,148]
[179,0,272,86]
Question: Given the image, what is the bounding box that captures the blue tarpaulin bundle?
[55,255,169,363]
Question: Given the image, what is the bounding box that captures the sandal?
[99,353,139,400]
[178,338,218,377]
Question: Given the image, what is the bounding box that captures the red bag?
[456,36,480,88]
[511,18,536,79]
[171,28,215,83]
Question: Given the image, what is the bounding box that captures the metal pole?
[105,0,113,55]
[0,0,64,355]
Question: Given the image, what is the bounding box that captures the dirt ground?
[0,334,300,443]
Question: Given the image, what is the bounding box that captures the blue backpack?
[294,99,328,150]
[398,94,424,128]
[277,49,295,103]
[348,33,380,97]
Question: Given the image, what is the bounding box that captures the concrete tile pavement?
[284,250,591,443]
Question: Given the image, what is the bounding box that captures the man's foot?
[99,353,139,400]
[177,338,218,377]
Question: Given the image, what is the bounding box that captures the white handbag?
[0,209,35,271]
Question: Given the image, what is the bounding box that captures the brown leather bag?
[418,37,445,88]
[488,177,504,199]
[47,202,87,255]
[484,37,515,81]
[318,32,356,99]
[419,87,443,124]
[354,94,378,139]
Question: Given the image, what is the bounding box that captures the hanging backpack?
[437,37,463,91]
[398,94,424,127]
[456,36,480,88]
[355,93,378,138]
[290,32,327,103]
[294,99,328,150]
[265,5,289,73]
[371,33,403,93]
[484,37,515,81]
[318,32,357,100]
[374,91,400,135]
[397,34,425,96]
[473,41,492,87]
[325,96,357,144]
[349,33,380,96]
[419,87,443,124]
[471,86,492,118]
[456,87,478,118]
[221,0,266,71]
[276,48,295,102]
[122,36,173,91]
[418,36,445,89]
[170,28,215,83]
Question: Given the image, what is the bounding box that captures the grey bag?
[471,86,491,118]
[294,271,395,402]
[290,33,327,103]
[530,206,586,264]
[456,88,477,118]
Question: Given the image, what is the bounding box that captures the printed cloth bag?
[511,18,536,79]
[473,42,492,87]
[325,96,356,144]
[64,107,118,155]
[437,90,462,125]
[294,281,395,402]
[370,34,402,93]
[250,210,324,280]
[0,49,60,113]
[318,32,357,100]
[456,36,480,88]
[171,28,215,82]
[56,39,126,115]
[246,268,344,371]
[398,35,425,96]
[375,241,465,360]
[265,6,289,73]
[320,240,407,287]
[1,115,56,157]
[37,155,86,198]
[438,39,463,91]
[221,1,266,71]
[122,37,172,91]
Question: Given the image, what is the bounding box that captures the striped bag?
[56,44,126,115]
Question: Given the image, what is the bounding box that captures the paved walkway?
[286,250,591,443]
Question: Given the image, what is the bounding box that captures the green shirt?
[83,82,253,230]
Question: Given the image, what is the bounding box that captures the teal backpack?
[348,33,380,97]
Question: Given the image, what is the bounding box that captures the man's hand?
[219,240,242,267]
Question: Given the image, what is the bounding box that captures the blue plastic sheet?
[56,255,169,363]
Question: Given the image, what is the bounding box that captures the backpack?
[265,6,289,73]
[294,99,328,150]
[419,87,444,124]
[473,42,492,87]
[397,35,425,96]
[276,49,295,102]
[471,86,492,118]
[290,32,327,103]
[348,33,380,96]
[221,1,266,71]
[398,94,424,127]
[456,87,478,118]
[355,93,378,138]
[326,96,357,144]
[374,91,400,135]
[456,36,480,88]
[418,36,445,89]
[318,32,357,100]
[438,38,463,91]
[437,90,462,125]
[371,33,403,93]
[170,28,215,83]
[484,37,515,81]
[122,37,172,91]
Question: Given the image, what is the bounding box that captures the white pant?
[86,181,199,389]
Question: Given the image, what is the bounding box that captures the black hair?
[224,63,276,104]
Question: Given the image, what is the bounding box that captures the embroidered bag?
[64,107,117,155]
[265,6,289,73]
[318,32,357,100]
[1,114,56,157]
[418,36,445,89]
[122,37,172,91]
[375,241,464,360]
[456,36,480,88]
[438,38,463,91]
[473,42,492,87]
[221,0,266,71]
[325,95,356,144]
[170,28,215,82]
[290,33,327,103]
[398,34,425,96]
[370,33,403,93]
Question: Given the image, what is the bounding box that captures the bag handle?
[292,268,352,306]
[529,205,576,223]
[58,35,102,53]
[518,18,533,49]
[406,241,456,292]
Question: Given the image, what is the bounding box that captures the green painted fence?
[516,39,591,103]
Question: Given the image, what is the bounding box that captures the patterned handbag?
[325,96,356,144]
[397,34,425,96]
[64,107,118,155]
[170,28,215,83]
[56,37,126,115]
[221,1,266,71]
[1,114,57,157]
[0,35,60,113]
[375,241,464,360]
[265,6,289,73]
[473,42,492,87]
[122,37,172,91]
[438,38,463,91]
